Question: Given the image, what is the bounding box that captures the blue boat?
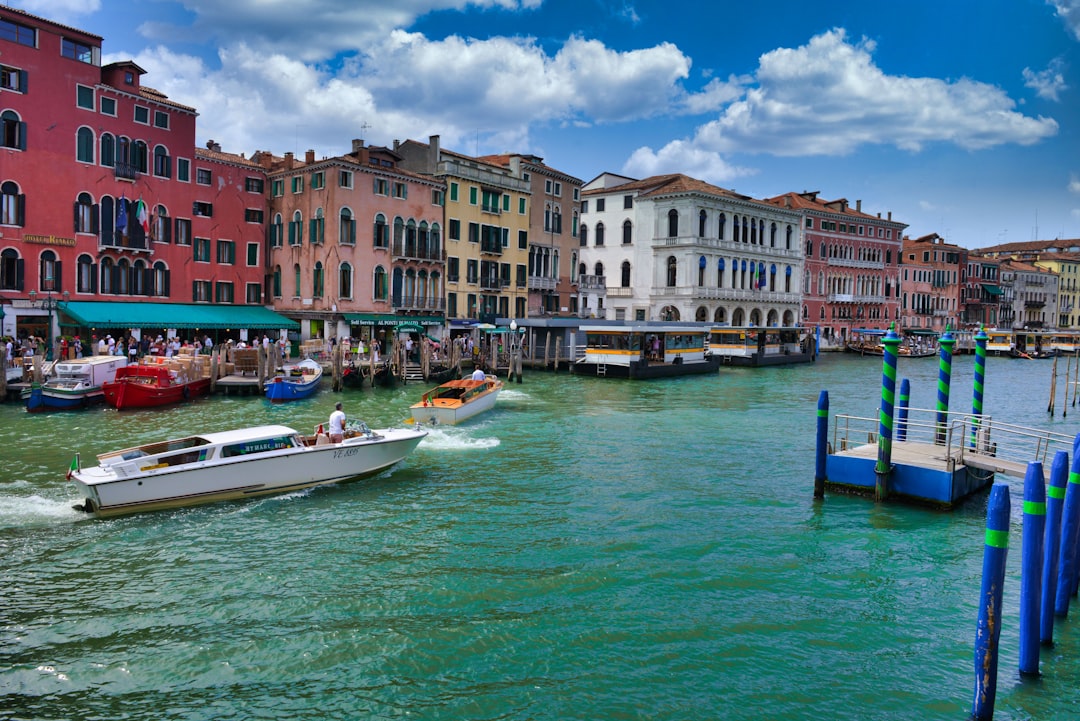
[23,356,127,412]
[265,358,323,402]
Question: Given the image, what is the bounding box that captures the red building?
[0,6,284,354]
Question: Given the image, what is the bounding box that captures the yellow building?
[1034,253,1080,328]
[394,135,531,322]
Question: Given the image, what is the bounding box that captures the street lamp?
[28,289,67,361]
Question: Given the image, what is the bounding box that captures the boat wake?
[417,426,501,451]
[0,494,82,526]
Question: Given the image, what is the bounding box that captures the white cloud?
[1023,59,1068,101]
[1049,0,1080,41]
[1069,176,1080,194]
[8,0,99,24]
[689,29,1058,156]
[622,140,756,184]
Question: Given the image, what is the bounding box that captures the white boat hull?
[71,427,425,516]
[412,388,500,425]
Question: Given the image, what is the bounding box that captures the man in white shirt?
[471,367,486,381]
[328,402,346,443]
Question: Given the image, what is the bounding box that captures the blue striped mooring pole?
[1019,461,1045,676]
[971,326,988,449]
[972,482,1010,721]
[896,378,911,443]
[935,329,956,446]
[1041,450,1068,644]
[814,390,828,498]
[1054,450,1080,617]
[874,325,902,502]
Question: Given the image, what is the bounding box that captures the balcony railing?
[114,162,139,181]
[391,241,445,262]
[528,276,557,291]
[578,275,606,291]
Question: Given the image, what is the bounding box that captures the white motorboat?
[68,422,427,516]
[408,374,503,425]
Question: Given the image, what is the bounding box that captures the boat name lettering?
[333,448,361,459]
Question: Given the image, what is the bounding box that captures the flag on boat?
[117,194,128,235]
[66,453,80,480]
[135,197,150,233]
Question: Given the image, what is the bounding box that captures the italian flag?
[135,198,150,233]
[66,454,80,480]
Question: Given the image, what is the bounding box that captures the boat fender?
[182,385,190,400]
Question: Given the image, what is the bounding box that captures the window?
[192,201,213,217]
[374,266,388,300]
[373,214,388,248]
[339,170,353,188]
[245,209,264,223]
[339,262,353,299]
[245,177,264,193]
[246,242,259,267]
[77,254,95,293]
[272,179,284,197]
[124,71,134,85]
[466,259,478,284]
[62,37,96,64]
[134,106,149,124]
[133,140,148,174]
[311,171,325,190]
[289,211,303,245]
[175,218,191,246]
[624,195,633,209]
[74,192,96,234]
[393,182,407,199]
[1,17,36,47]
[519,197,526,214]
[272,265,282,297]
[0,65,25,94]
[196,168,212,185]
[447,257,460,282]
[374,178,389,195]
[469,187,478,205]
[596,198,605,212]
[154,111,169,129]
[449,219,461,241]
[100,97,116,116]
[194,238,211,262]
[595,223,605,247]
[449,182,459,202]
[246,282,261,304]
[339,208,355,245]
[0,248,22,291]
[293,264,301,297]
[1,181,25,226]
[621,261,631,287]
[99,257,114,294]
[518,230,528,250]
[292,176,303,193]
[432,189,444,206]
[153,146,170,177]
[177,158,190,182]
[622,220,632,245]
[152,205,170,243]
[215,281,234,303]
[309,208,324,245]
[76,85,94,110]
[1,110,25,150]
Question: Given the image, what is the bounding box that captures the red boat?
[102,363,212,410]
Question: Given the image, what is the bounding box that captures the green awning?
[981,284,1003,296]
[59,301,299,330]
[344,313,443,327]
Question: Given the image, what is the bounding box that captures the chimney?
[887,211,892,221]
[509,156,521,178]
[393,139,400,150]
[429,134,440,170]
[784,196,791,208]
[305,149,315,164]
[284,151,294,170]
[856,199,861,212]
[205,139,221,152]
[352,138,365,153]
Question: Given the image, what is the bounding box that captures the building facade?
[395,136,530,323]
[767,192,905,341]
[900,233,966,332]
[961,254,1004,329]
[580,174,803,325]
[999,259,1059,330]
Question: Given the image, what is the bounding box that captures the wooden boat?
[68,422,427,516]
[576,323,721,378]
[707,326,813,366]
[265,358,323,402]
[102,358,212,410]
[24,356,127,411]
[409,374,503,425]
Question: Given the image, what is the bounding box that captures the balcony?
[479,277,507,291]
[826,257,884,270]
[1025,300,1046,309]
[528,276,557,291]
[578,274,606,291]
[653,285,799,304]
[391,240,445,262]
[114,162,139,181]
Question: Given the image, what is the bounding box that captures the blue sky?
[12,0,1080,248]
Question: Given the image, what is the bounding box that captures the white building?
[578,173,803,325]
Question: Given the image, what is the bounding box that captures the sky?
[10,0,1080,248]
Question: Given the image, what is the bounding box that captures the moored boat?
[409,373,503,425]
[707,326,813,366]
[24,355,127,411]
[575,323,721,378]
[102,357,212,410]
[266,358,323,402]
[68,421,427,516]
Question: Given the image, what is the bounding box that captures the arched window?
[271,213,283,247]
[594,262,604,278]
[117,136,131,166]
[374,265,388,300]
[667,209,679,238]
[1,181,25,226]
[132,259,147,295]
[0,248,21,290]
[418,221,429,257]
[116,258,130,295]
[393,216,404,248]
[770,222,777,247]
[699,209,707,237]
[152,261,168,297]
[153,204,169,243]
[373,213,388,248]
[133,140,148,174]
[666,256,677,287]
[75,192,95,234]
[1,110,25,150]
[272,265,282,298]
[621,261,631,287]
[289,210,303,245]
[153,145,170,178]
[313,261,324,297]
[99,257,115,294]
[77,253,94,293]
[405,219,417,256]
[293,263,301,297]
[718,213,726,240]
[734,216,741,242]
[76,127,94,163]
[622,219,632,245]
[786,225,793,249]
[595,222,605,247]
[698,255,706,286]
[100,195,114,244]
[310,207,324,245]
[338,207,355,245]
[430,223,442,257]
[339,262,352,299]
[99,133,115,167]
[39,250,58,292]
[580,224,588,246]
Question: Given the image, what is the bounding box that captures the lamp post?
[508,319,523,383]
[28,289,67,361]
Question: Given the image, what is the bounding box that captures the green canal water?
[2,354,1080,720]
